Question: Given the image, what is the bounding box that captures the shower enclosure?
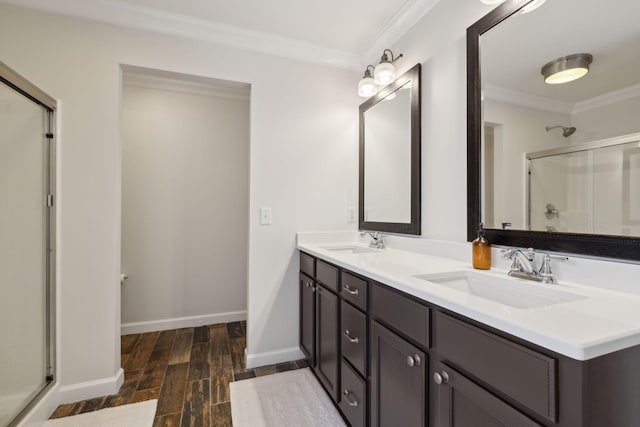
[527,133,640,236]
[0,62,56,427]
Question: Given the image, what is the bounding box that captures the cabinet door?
[315,285,340,401]
[371,321,427,427]
[433,362,542,427]
[299,273,315,366]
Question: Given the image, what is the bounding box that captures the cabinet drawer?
[300,252,315,278]
[341,271,368,310]
[342,301,367,376]
[434,312,557,422]
[371,283,429,348]
[340,360,367,427]
[316,260,339,292]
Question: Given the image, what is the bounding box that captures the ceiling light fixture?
[374,49,403,85]
[358,65,378,98]
[541,53,593,84]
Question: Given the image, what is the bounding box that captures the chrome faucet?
[360,231,385,249]
[501,247,567,284]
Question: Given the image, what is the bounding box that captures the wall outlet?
[260,207,272,225]
[347,206,357,223]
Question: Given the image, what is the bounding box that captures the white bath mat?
[230,368,346,427]
[44,399,157,427]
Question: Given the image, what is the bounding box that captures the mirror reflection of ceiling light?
[541,54,593,84]
[520,0,546,14]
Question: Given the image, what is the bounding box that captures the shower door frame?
[526,132,640,234]
[0,61,56,427]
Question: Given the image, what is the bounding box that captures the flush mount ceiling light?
[541,53,593,84]
[358,65,378,98]
[374,49,403,85]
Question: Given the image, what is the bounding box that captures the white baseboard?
[16,369,124,427]
[246,346,305,369]
[121,311,247,335]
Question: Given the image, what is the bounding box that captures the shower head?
[546,125,576,137]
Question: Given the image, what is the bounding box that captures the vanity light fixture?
[374,49,403,85]
[541,53,593,84]
[358,65,378,97]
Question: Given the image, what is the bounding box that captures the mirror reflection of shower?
[546,125,576,137]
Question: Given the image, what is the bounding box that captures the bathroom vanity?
[298,241,640,427]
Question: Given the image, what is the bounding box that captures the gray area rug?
[230,368,346,427]
[44,400,157,427]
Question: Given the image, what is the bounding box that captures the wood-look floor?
[49,322,307,426]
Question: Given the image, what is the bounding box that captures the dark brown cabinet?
[315,284,340,401]
[432,362,541,427]
[370,321,427,427]
[299,273,315,365]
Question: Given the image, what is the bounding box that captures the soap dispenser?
[472,223,491,270]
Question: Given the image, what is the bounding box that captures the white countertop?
[297,239,640,361]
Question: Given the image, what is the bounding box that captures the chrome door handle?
[343,389,359,407]
[343,284,359,295]
[344,330,359,344]
[433,371,449,385]
[407,354,421,367]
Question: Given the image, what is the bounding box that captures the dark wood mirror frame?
[467,0,640,261]
[359,63,421,235]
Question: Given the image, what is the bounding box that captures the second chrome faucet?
[501,247,568,284]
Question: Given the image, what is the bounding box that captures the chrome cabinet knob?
[407,354,421,367]
[343,389,358,407]
[433,371,449,385]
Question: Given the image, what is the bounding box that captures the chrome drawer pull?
[344,330,359,344]
[407,354,421,367]
[343,284,359,296]
[343,389,359,407]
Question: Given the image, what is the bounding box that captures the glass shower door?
[0,78,52,426]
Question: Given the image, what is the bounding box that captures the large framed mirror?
[359,64,421,235]
[468,0,640,261]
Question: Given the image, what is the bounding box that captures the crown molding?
[1,0,360,70]
[572,82,640,114]
[122,65,250,101]
[359,0,441,66]
[483,84,574,114]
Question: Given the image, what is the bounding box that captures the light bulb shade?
[358,75,378,97]
[374,61,396,85]
[541,53,593,84]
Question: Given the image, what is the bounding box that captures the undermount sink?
[323,245,378,254]
[414,270,587,309]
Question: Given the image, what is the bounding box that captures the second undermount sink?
[323,245,378,254]
[414,270,587,309]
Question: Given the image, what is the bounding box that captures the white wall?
[121,83,249,331]
[0,3,358,421]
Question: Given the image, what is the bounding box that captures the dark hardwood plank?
[157,363,189,415]
[193,325,210,343]
[209,324,230,358]
[210,356,233,404]
[121,334,141,354]
[132,387,161,403]
[187,342,210,382]
[226,322,244,339]
[211,402,232,427]
[155,329,177,350]
[49,403,73,419]
[275,361,298,373]
[153,412,182,427]
[233,370,256,381]
[254,365,278,377]
[240,321,246,335]
[138,346,172,391]
[126,335,158,371]
[141,331,160,340]
[169,331,193,365]
[229,337,246,372]
[103,369,143,407]
[69,396,106,415]
[181,379,210,427]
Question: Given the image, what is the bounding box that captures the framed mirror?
[359,64,421,235]
[468,0,640,261]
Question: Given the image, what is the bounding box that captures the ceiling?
[0,0,441,69]
[481,0,640,109]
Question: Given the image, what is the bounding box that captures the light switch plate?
[347,206,357,223]
[260,207,272,225]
